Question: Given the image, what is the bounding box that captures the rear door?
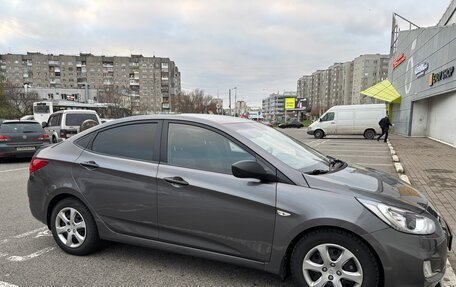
[157,122,277,262]
[73,121,161,239]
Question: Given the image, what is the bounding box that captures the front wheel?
[314,129,324,139]
[50,198,100,255]
[290,229,380,287]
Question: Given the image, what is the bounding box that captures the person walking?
[377,115,392,142]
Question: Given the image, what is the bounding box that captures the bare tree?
[172,89,217,114]
[98,86,131,118]
[3,81,38,118]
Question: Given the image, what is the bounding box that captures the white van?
[307,104,386,139]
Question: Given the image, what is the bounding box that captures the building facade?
[297,55,388,114]
[262,91,298,122]
[0,52,181,115]
[388,3,456,147]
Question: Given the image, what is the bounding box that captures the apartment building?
[0,52,181,115]
[351,54,389,105]
[262,91,297,122]
[297,54,388,114]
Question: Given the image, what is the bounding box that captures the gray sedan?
[28,114,451,287]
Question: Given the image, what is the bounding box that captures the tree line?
[0,75,221,119]
[0,75,38,119]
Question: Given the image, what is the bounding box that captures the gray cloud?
[0,0,449,106]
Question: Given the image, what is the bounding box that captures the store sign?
[415,62,429,78]
[429,66,454,86]
[285,98,295,109]
[392,53,406,69]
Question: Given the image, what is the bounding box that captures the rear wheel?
[363,129,376,140]
[314,129,324,139]
[290,229,380,287]
[50,198,100,255]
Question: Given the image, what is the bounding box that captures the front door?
[320,111,336,135]
[157,122,276,262]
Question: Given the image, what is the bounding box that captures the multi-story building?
[351,54,389,105]
[297,54,388,114]
[262,91,297,122]
[0,52,181,115]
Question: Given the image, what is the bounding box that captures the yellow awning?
[361,79,401,103]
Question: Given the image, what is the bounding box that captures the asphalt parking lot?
[0,130,404,286]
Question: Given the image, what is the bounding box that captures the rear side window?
[65,114,99,126]
[0,123,43,133]
[91,123,157,161]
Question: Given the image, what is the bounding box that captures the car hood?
[304,164,429,214]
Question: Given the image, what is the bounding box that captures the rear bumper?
[0,143,49,158]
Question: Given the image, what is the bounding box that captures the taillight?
[29,158,49,174]
[0,135,11,142]
[60,130,67,139]
[38,134,49,141]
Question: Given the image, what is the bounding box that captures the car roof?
[1,120,40,124]
[104,114,251,125]
[53,110,99,114]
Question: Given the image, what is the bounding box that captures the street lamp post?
[229,87,237,116]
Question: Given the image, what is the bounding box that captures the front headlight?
[358,198,436,235]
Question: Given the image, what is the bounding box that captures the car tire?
[314,130,324,139]
[50,198,100,256]
[364,129,376,140]
[290,228,380,287]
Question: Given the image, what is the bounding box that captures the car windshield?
[0,122,43,133]
[65,114,99,126]
[234,122,329,172]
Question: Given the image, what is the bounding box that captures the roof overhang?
[361,79,401,103]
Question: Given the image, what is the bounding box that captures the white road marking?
[7,247,55,262]
[0,239,8,245]
[0,252,8,257]
[316,149,388,153]
[13,227,47,239]
[355,163,393,166]
[34,230,52,238]
[0,281,18,287]
[444,259,456,286]
[0,168,28,173]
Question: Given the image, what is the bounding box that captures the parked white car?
[307,104,386,139]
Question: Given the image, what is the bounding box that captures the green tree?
[0,75,14,119]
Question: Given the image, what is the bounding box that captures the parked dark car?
[278,119,304,129]
[0,120,50,159]
[28,115,451,287]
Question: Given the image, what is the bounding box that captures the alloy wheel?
[302,243,363,287]
[55,207,87,248]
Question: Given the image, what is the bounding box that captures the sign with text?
[429,66,454,86]
[392,53,406,69]
[285,98,295,110]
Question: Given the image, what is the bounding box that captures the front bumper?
[306,129,314,135]
[365,226,450,287]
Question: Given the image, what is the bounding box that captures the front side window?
[48,114,61,126]
[321,112,335,122]
[91,123,157,161]
[167,124,255,174]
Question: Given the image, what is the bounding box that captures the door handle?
[164,176,189,186]
[80,161,99,169]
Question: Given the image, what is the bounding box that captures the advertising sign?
[285,98,295,110]
[429,66,454,86]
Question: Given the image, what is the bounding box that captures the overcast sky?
[0,0,451,106]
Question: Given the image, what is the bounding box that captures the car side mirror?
[42,122,48,128]
[232,160,275,182]
[319,118,322,122]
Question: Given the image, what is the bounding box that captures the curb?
[386,139,456,286]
